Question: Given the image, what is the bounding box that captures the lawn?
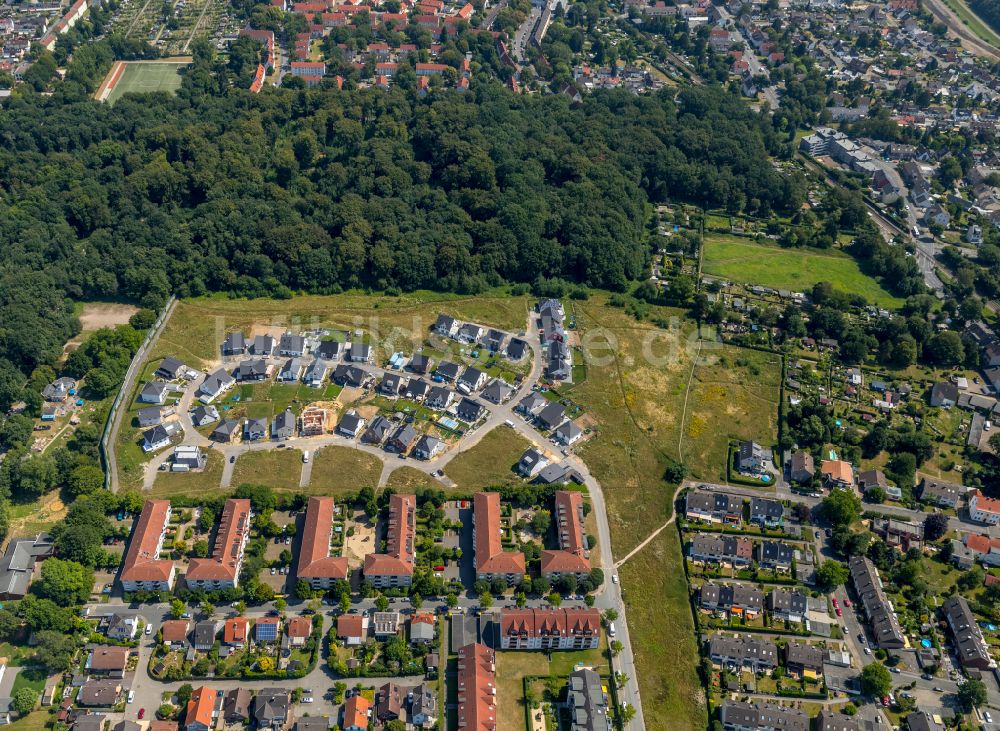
[940,0,1000,46]
[495,645,608,731]
[231,449,304,491]
[384,466,440,492]
[309,446,382,494]
[106,61,189,104]
[150,450,227,499]
[4,710,52,731]
[443,428,533,492]
[702,235,902,308]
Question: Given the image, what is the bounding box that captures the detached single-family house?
[236,359,268,382]
[279,334,306,357]
[481,379,513,405]
[277,358,305,383]
[386,424,417,453]
[337,411,366,438]
[457,323,483,343]
[348,342,372,363]
[405,379,430,401]
[517,448,549,478]
[138,406,164,428]
[789,451,815,484]
[930,381,959,408]
[408,354,433,374]
[304,359,330,387]
[272,409,295,440]
[553,420,583,446]
[199,368,235,403]
[425,386,453,410]
[42,377,77,402]
[244,418,268,442]
[919,478,964,508]
[536,402,566,431]
[457,367,487,393]
[820,460,854,489]
[456,397,484,423]
[435,361,461,382]
[379,373,405,396]
[433,315,458,338]
[413,434,445,460]
[140,381,171,404]
[191,405,219,427]
[337,615,369,646]
[362,415,392,446]
[156,357,188,380]
[250,335,275,356]
[737,441,766,472]
[143,425,172,452]
[314,339,344,361]
[222,332,246,357]
[211,419,240,444]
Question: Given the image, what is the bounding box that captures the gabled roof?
[364,494,416,578]
[120,500,174,585]
[186,499,251,582]
[297,497,349,581]
[474,492,525,576]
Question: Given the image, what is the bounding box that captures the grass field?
[443,428,533,492]
[105,62,189,104]
[940,0,1000,46]
[231,449,304,491]
[384,466,440,492]
[309,446,382,494]
[702,235,902,308]
[151,451,226,499]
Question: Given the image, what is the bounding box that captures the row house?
[689,535,753,566]
[684,491,742,525]
[363,493,416,588]
[849,556,904,649]
[699,583,764,619]
[186,499,252,590]
[707,635,778,673]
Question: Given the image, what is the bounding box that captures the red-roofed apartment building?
[120,500,176,592]
[499,608,601,650]
[970,490,1000,525]
[456,643,496,731]
[290,61,326,86]
[297,497,349,589]
[540,491,590,582]
[473,492,524,585]
[184,686,218,731]
[186,499,252,590]
[364,493,416,588]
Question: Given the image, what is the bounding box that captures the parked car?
[138,709,145,720]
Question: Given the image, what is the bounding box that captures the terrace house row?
[186,499,253,591]
[364,493,417,588]
[497,607,601,650]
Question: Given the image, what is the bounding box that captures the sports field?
[702,234,902,308]
[98,60,190,104]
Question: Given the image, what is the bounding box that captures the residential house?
[553,420,583,446]
[363,494,417,588]
[104,613,138,641]
[767,588,809,623]
[285,616,312,647]
[540,490,591,582]
[361,415,392,446]
[474,492,525,585]
[707,635,778,672]
[222,332,246,357]
[930,381,959,408]
[341,695,370,731]
[482,329,506,352]
[536,402,566,431]
[408,354,433,375]
[699,583,764,619]
[457,323,483,343]
[297,497,349,589]
[277,358,305,383]
[336,411,366,438]
[689,535,753,566]
[250,335,275,356]
[193,621,218,651]
[409,683,438,729]
[137,406,164,428]
[378,372,405,397]
[405,379,430,401]
[244,418,268,441]
[456,397,484,423]
[222,617,251,647]
[820,460,854,489]
[142,425,172,452]
[433,315,458,338]
[191,405,219,427]
[386,424,417,453]
[210,419,239,443]
[737,441,766,472]
[498,608,601,650]
[314,339,344,361]
[481,379,513,405]
[185,687,218,731]
[336,615,369,646]
[140,381,170,404]
[78,680,121,708]
[253,688,292,730]
[348,342,372,363]
[685,492,742,524]
[304,359,330,387]
[160,620,189,647]
[719,701,808,731]
[255,617,280,643]
[517,392,548,417]
[435,361,461,382]
[374,683,402,724]
[42,376,76,402]
[749,498,783,528]
[278,334,306,357]
[87,646,129,678]
[920,478,964,507]
[517,448,549,478]
[566,668,609,731]
[858,469,888,492]
[756,541,793,571]
[849,556,904,649]
[198,368,235,402]
[413,434,445,460]
[942,595,993,670]
[457,366,487,393]
[425,386,453,411]
[272,409,295,440]
[222,689,251,725]
[410,612,436,644]
[505,338,527,360]
[784,642,824,678]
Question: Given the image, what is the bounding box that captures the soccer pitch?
[100,61,190,104]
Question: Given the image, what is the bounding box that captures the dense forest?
[0,50,804,407]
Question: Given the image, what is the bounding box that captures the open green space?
[443,428,533,492]
[151,450,226,499]
[107,62,188,104]
[309,446,382,494]
[942,0,1000,46]
[384,466,440,492]
[231,449,304,491]
[702,235,902,308]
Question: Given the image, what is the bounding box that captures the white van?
[302,450,310,463]
[128,690,135,704]
[608,622,617,637]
